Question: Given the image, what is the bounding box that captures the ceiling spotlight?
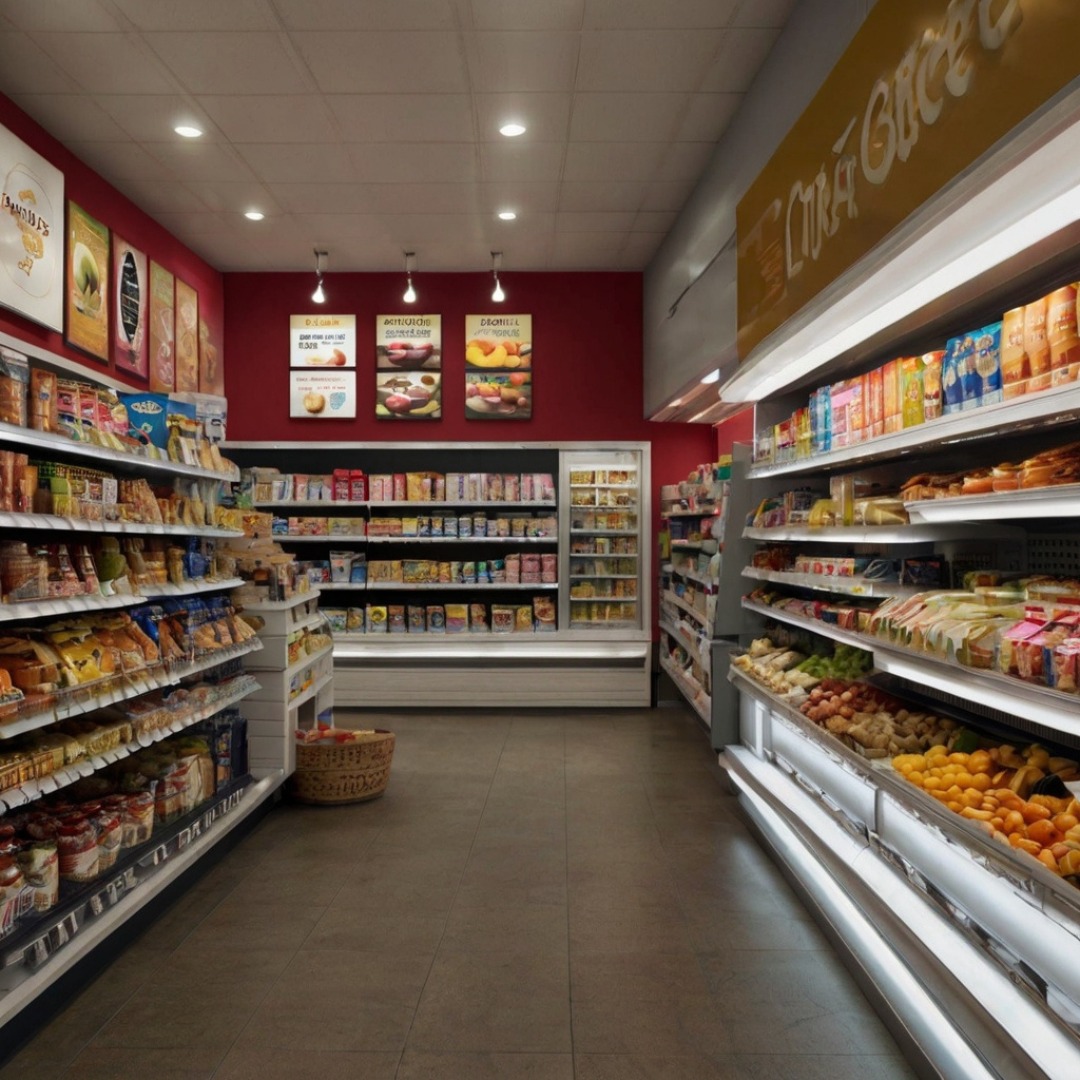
[403,251,417,304]
[499,122,526,137]
[497,210,517,221]
[244,210,265,221]
[174,124,202,138]
[312,249,327,304]
[490,251,505,303]
[700,368,721,384]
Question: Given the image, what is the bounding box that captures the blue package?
[118,392,196,448]
[941,337,967,415]
[974,322,1003,406]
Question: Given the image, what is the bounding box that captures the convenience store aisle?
[1,708,916,1080]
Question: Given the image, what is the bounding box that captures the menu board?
[290,314,356,367]
[290,370,356,418]
[0,125,63,332]
[173,277,199,392]
[112,236,148,379]
[65,201,109,362]
[148,261,174,392]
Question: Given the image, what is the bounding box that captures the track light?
[403,251,417,303]
[311,249,326,304]
[491,251,505,302]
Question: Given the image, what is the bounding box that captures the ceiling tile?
[345,143,480,184]
[328,95,474,143]
[275,0,458,30]
[406,241,491,271]
[482,210,555,239]
[701,27,779,92]
[144,32,313,94]
[144,141,257,182]
[65,141,174,181]
[467,0,584,31]
[0,33,85,93]
[569,93,689,143]
[10,94,130,142]
[108,0,277,31]
[480,142,565,184]
[474,93,571,142]
[292,32,468,94]
[361,183,478,215]
[112,178,208,213]
[632,210,679,233]
[377,213,486,246]
[732,0,797,28]
[0,0,124,32]
[95,94,223,142]
[30,33,179,93]
[638,180,694,212]
[558,181,645,213]
[197,95,337,144]
[552,231,626,267]
[563,142,662,183]
[478,181,560,214]
[235,143,354,183]
[498,235,554,269]
[183,232,278,270]
[654,141,715,182]
[180,180,279,216]
[576,30,723,92]
[555,211,637,232]
[621,231,664,267]
[289,214,390,242]
[467,32,580,93]
[583,0,739,29]
[151,210,232,236]
[677,93,741,141]
[268,182,377,214]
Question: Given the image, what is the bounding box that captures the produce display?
[900,439,1080,498]
[754,281,1080,466]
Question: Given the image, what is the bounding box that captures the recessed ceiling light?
[497,210,517,221]
[174,124,203,138]
[499,122,526,137]
[244,210,265,221]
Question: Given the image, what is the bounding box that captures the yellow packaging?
[882,359,903,434]
[901,356,925,428]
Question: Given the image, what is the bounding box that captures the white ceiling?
[0,0,796,273]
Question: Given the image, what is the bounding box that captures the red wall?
[0,94,223,385]
[716,406,755,457]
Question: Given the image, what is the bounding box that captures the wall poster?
[290,370,356,418]
[376,371,441,419]
[0,125,63,332]
[173,277,199,392]
[375,313,440,370]
[199,315,223,395]
[290,313,356,367]
[464,313,532,418]
[148,261,174,392]
[112,235,148,379]
[65,201,109,362]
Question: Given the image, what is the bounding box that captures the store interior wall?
[642,0,879,416]
[715,406,755,458]
[0,94,224,382]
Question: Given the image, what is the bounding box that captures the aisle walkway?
[2,708,916,1079]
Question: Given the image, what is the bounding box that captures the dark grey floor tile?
[182,898,325,952]
[730,1053,919,1079]
[408,951,571,1053]
[569,902,695,955]
[570,952,712,1002]
[304,905,446,955]
[213,1047,401,1079]
[440,903,567,954]
[58,1045,222,1079]
[686,909,828,952]
[574,1053,734,1080]
[453,879,568,908]
[90,992,257,1052]
[570,993,732,1057]
[398,1051,574,1079]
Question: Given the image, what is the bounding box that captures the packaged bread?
[0,349,28,427]
[29,368,58,432]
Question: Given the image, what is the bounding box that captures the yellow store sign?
[736,0,1080,360]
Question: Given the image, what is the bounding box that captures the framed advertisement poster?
[290,314,356,368]
[376,371,441,419]
[112,236,148,379]
[465,313,531,370]
[65,201,109,363]
[375,314,440,370]
[199,315,223,395]
[148,261,174,392]
[290,370,356,418]
[0,125,63,332]
[173,278,199,392]
[465,371,531,418]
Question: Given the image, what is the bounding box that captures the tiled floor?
[1,707,918,1079]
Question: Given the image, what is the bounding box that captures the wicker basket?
[288,730,396,805]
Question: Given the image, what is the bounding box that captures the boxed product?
[445,604,467,633]
[469,603,488,632]
[0,348,29,427]
[829,377,864,448]
[426,605,445,633]
[900,357,924,428]
[941,335,971,414]
[881,359,902,434]
[972,322,1003,407]
[1048,283,1080,386]
[1001,305,1030,399]
[866,366,884,438]
[369,474,392,501]
[922,351,944,420]
[345,608,364,633]
[387,606,406,633]
[366,605,387,633]
[533,596,556,632]
[491,605,514,633]
[1023,293,1053,392]
[407,605,426,632]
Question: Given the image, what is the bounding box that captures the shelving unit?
[741,565,921,599]
[227,442,651,707]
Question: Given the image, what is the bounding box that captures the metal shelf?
[269,534,366,543]
[662,509,721,519]
[0,512,243,538]
[370,500,556,509]
[659,617,708,669]
[569,483,637,490]
[253,499,366,508]
[742,524,1022,543]
[905,485,1080,524]
[365,535,556,544]
[0,578,245,624]
[741,565,921,599]
[569,574,638,580]
[231,589,320,612]
[659,654,710,725]
[741,597,869,651]
[746,382,1080,479]
[660,590,709,626]
[666,563,715,588]
[365,582,559,591]
[0,419,239,482]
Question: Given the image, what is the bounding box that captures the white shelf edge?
[658,654,710,724]
[0,512,242,538]
[364,535,556,544]
[0,418,239,483]
[286,669,333,711]
[667,564,716,588]
[0,771,283,1028]
[364,582,560,591]
[268,535,367,543]
[742,525,1022,543]
[659,617,707,669]
[741,598,869,652]
[746,382,1080,479]
[233,589,320,612]
[370,501,557,509]
[331,637,647,655]
[569,574,639,580]
[741,565,921,599]
[905,485,1080,524]
[569,529,638,537]
[659,590,709,626]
